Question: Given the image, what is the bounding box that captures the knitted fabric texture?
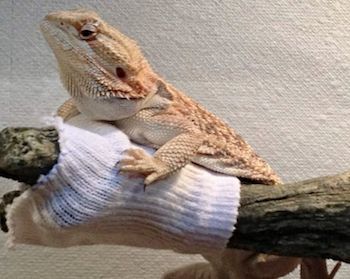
[6,116,240,254]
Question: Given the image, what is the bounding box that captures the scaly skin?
[40,9,302,279]
[40,9,281,186]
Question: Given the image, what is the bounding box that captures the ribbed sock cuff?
[6,115,240,254]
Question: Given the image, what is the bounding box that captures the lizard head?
[40,9,159,101]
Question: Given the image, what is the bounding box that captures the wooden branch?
[229,171,350,263]
[0,127,349,264]
[0,127,59,184]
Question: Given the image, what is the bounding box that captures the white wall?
[1,0,349,278]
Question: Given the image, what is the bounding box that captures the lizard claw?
[119,148,169,185]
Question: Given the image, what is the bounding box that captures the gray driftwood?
[0,127,349,265]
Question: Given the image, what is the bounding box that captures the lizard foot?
[119,148,169,186]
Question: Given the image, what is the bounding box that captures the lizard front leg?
[57,98,80,121]
[119,133,204,185]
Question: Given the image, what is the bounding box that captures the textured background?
[1,0,350,278]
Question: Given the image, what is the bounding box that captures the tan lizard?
[40,9,307,279]
[40,9,281,187]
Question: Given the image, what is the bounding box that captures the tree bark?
[0,127,59,184]
[229,171,350,263]
[0,126,349,264]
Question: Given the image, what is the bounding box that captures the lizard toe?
[120,148,172,185]
[144,172,165,185]
[124,148,149,160]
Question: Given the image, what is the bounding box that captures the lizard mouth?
[40,20,76,52]
[40,20,146,100]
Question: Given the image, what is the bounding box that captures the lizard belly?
[74,96,145,121]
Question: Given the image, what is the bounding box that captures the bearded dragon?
[40,9,281,186]
[38,9,306,279]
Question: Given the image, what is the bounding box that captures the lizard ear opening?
[116,67,127,79]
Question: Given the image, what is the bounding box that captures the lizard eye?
[116,67,127,79]
[80,24,97,40]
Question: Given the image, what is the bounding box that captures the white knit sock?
[6,115,240,254]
